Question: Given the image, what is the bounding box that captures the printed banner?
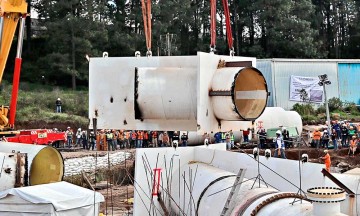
[289,75,323,103]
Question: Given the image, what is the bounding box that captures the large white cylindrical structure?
[307,187,347,216]
[135,67,197,120]
[0,152,26,191]
[211,67,268,121]
[185,107,302,145]
[0,142,64,185]
[170,163,315,216]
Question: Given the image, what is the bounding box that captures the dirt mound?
[16,120,88,131]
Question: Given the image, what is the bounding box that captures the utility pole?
[160,33,176,56]
[167,33,171,56]
[318,74,331,133]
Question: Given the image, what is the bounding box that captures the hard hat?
[276,130,281,134]
[57,98,61,100]
[67,126,70,129]
[324,130,327,133]
[78,128,81,131]
[282,127,286,130]
[324,150,328,153]
[352,136,356,139]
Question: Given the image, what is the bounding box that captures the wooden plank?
[81,171,95,191]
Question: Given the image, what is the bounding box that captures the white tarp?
[0,181,104,216]
[289,75,323,102]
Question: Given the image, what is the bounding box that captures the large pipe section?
[136,66,267,122]
[135,67,197,120]
[169,163,347,216]
[210,67,268,121]
[0,142,64,186]
[185,107,302,145]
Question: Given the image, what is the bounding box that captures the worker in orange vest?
[152,131,158,147]
[320,149,331,172]
[137,130,144,148]
[143,131,149,148]
[349,136,357,157]
[312,128,322,148]
[130,131,137,148]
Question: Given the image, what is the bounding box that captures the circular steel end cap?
[232,67,268,120]
[307,187,346,203]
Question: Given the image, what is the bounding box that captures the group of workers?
[213,129,252,150]
[312,120,359,157]
[64,127,189,151]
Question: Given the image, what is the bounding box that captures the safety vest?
[67,131,73,138]
[106,133,113,140]
[350,140,357,147]
[144,132,149,140]
[137,131,143,140]
[231,134,234,141]
[221,132,226,140]
[152,131,158,138]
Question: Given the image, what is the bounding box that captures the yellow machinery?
[0,0,27,130]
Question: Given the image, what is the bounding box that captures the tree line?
[4,0,360,89]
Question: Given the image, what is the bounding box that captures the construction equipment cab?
[0,0,27,131]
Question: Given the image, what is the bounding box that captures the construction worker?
[331,129,338,151]
[242,128,250,143]
[113,130,118,149]
[225,132,231,150]
[221,132,226,143]
[162,132,170,147]
[143,131,149,148]
[89,131,96,150]
[151,131,158,147]
[230,130,235,148]
[312,128,321,148]
[181,132,188,147]
[130,130,137,148]
[137,130,143,148]
[282,127,290,148]
[106,130,114,151]
[81,130,88,150]
[214,131,222,143]
[118,130,125,149]
[321,130,330,149]
[258,129,267,149]
[273,130,286,159]
[76,128,82,147]
[349,136,357,157]
[55,98,62,113]
[124,131,130,148]
[172,131,180,147]
[341,124,349,147]
[320,150,331,172]
[348,126,356,146]
[66,127,73,148]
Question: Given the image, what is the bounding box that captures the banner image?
[289,75,323,102]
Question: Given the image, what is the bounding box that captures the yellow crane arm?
[0,0,27,83]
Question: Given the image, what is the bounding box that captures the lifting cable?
[210,0,234,55]
[141,0,152,56]
[210,0,216,52]
[222,0,234,54]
